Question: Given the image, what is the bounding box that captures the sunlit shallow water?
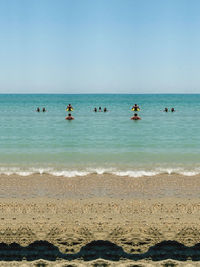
[0,94,200,177]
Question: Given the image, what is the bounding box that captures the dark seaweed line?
[0,240,200,261]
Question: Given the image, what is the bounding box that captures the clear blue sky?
[0,0,200,93]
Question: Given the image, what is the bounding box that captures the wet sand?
[1,173,200,265]
[0,172,199,199]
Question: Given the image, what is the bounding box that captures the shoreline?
[0,165,200,178]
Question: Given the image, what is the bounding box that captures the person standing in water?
[171,108,175,112]
[104,107,107,112]
[65,113,74,120]
[36,107,40,112]
[99,107,102,112]
[131,113,141,120]
[164,107,168,112]
[132,104,140,111]
[67,104,73,111]
[94,107,97,112]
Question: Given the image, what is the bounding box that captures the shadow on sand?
[0,240,199,261]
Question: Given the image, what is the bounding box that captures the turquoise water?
[0,94,200,176]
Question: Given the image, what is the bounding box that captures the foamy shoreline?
[0,166,200,177]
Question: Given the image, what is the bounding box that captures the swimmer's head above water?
[65,113,74,120]
[131,113,141,120]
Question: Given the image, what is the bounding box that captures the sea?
[0,94,200,177]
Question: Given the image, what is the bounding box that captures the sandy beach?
[1,173,200,266]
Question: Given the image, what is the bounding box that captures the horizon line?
[0,92,199,95]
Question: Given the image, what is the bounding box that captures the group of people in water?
[131,104,141,120]
[94,107,108,112]
[164,107,175,112]
[36,103,176,120]
[64,103,142,120]
[65,104,74,120]
[65,104,108,120]
[36,107,46,112]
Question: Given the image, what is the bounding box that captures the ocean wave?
[0,167,200,177]
[48,170,90,177]
[111,170,160,177]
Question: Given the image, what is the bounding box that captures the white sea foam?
[86,167,116,175]
[111,170,160,177]
[48,170,90,177]
[155,168,183,175]
[179,171,200,176]
[17,171,34,176]
[0,167,200,177]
